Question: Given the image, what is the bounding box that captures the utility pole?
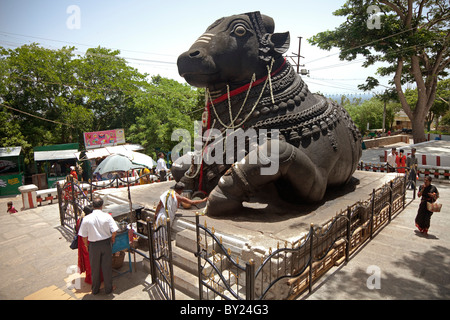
[286,36,309,76]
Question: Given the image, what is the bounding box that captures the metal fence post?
[308,223,314,293]
[166,218,175,300]
[388,180,393,222]
[71,176,78,224]
[402,175,406,210]
[370,189,375,239]
[56,181,64,226]
[346,206,351,262]
[245,259,255,300]
[147,220,156,283]
[195,213,204,300]
[89,178,93,201]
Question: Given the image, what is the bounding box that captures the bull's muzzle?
[177,48,217,87]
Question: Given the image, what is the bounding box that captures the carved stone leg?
[206,139,327,216]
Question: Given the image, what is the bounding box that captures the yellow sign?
[8,177,19,185]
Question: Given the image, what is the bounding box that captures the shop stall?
[33,143,79,189]
[0,146,24,196]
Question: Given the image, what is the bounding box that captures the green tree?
[0,43,79,146]
[435,78,450,125]
[0,44,150,150]
[342,95,401,134]
[1,43,204,170]
[0,107,32,163]
[128,76,204,158]
[309,0,450,143]
[75,46,148,132]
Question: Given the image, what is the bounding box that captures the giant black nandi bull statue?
[174,11,362,216]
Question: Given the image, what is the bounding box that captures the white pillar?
[18,184,38,210]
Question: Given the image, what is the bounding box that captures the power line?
[306,26,418,65]
[0,30,178,57]
[1,102,75,128]
[0,34,177,68]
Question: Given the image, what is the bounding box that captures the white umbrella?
[128,151,157,169]
[94,154,143,175]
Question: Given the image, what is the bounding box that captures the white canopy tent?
[75,144,144,161]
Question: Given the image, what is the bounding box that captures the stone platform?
[96,170,399,252]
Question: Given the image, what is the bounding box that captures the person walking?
[156,152,169,181]
[78,197,118,295]
[415,176,439,237]
[406,147,418,189]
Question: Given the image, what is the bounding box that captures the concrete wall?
[363,134,409,149]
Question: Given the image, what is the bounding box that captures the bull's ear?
[270,32,290,55]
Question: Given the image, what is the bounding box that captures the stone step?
[172,264,220,300]
[172,245,198,274]
[175,228,245,258]
[173,264,200,299]
[176,228,215,254]
[173,242,232,275]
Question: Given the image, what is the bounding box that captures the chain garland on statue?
[206,58,276,130]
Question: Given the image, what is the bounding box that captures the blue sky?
[0,0,392,95]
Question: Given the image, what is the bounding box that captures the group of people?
[75,181,207,296]
[386,146,440,237]
[386,147,417,174]
[76,197,118,295]
[386,147,418,188]
[139,152,170,184]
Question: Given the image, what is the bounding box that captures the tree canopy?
[0,44,203,169]
[308,0,450,143]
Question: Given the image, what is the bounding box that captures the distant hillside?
[323,93,374,102]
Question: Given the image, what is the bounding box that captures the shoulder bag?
[427,201,442,212]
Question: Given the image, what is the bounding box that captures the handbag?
[70,235,78,250]
[70,217,83,250]
[427,201,442,212]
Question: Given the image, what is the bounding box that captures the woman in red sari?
[396,149,407,173]
[76,205,94,284]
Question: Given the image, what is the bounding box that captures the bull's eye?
[233,25,247,37]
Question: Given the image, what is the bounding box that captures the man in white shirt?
[79,197,119,295]
[156,152,169,181]
[386,147,397,172]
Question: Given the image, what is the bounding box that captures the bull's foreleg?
[206,139,327,216]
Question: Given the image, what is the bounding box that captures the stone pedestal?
[18,184,38,210]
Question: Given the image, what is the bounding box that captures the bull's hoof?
[206,187,243,216]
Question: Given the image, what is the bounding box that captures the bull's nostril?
[189,50,201,58]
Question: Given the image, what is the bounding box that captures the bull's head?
[177,11,290,90]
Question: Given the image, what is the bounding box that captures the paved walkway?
[1,140,449,300]
[302,182,450,300]
[300,139,450,299]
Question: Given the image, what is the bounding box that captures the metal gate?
[57,176,91,233]
[147,218,175,300]
[195,214,254,300]
[194,175,408,300]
